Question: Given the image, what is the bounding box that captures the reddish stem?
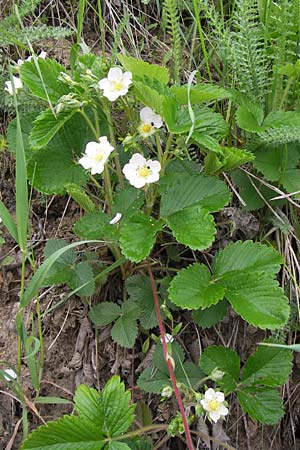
[146,260,195,450]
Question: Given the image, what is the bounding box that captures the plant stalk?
[147,260,195,450]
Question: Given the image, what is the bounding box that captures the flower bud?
[210,368,225,381]
[161,385,173,398]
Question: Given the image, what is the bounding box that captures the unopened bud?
[161,385,173,398]
[210,368,225,381]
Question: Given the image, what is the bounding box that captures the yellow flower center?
[95,153,104,162]
[138,166,151,178]
[141,123,152,134]
[208,400,220,411]
[113,81,124,91]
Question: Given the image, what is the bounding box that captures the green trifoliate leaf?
[100,375,135,436]
[166,205,216,250]
[73,211,118,241]
[120,212,163,263]
[193,300,228,329]
[213,240,282,277]
[200,346,240,394]
[117,54,169,84]
[168,263,225,310]
[30,108,78,149]
[160,173,230,217]
[89,302,121,326]
[236,103,265,132]
[238,387,284,424]
[20,59,70,103]
[125,275,158,329]
[21,415,105,450]
[111,300,140,348]
[241,345,292,387]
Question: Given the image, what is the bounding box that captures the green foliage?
[117,54,169,84]
[137,342,204,393]
[20,59,70,103]
[169,241,289,329]
[42,239,95,297]
[21,376,135,449]
[89,300,140,348]
[65,184,96,213]
[163,0,181,81]
[125,275,159,329]
[200,346,240,393]
[204,146,255,175]
[193,300,228,329]
[200,345,292,424]
[119,212,163,263]
[73,211,118,241]
[171,84,230,104]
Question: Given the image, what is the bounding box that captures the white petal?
[17,58,24,66]
[219,405,229,416]
[98,136,114,153]
[209,410,221,423]
[108,67,123,81]
[148,160,161,173]
[103,90,121,101]
[122,163,137,178]
[129,153,147,167]
[26,55,33,62]
[123,71,132,84]
[109,213,122,224]
[146,172,160,184]
[91,162,105,175]
[153,114,163,128]
[85,141,100,157]
[204,388,216,401]
[129,176,147,188]
[79,156,92,169]
[216,392,225,403]
[98,78,110,90]
[4,369,17,381]
[200,399,209,409]
[140,107,155,123]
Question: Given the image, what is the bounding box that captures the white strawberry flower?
[200,388,229,423]
[5,76,23,95]
[79,136,114,175]
[98,67,132,101]
[138,107,163,137]
[122,153,161,188]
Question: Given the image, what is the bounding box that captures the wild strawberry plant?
[1,47,293,449]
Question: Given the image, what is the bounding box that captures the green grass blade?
[0,201,18,243]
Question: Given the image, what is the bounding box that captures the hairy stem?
[147,260,195,450]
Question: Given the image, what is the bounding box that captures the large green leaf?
[120,212,162,263]
[112,187,145,220]
[213,240,282,277]
[100,376,135,436]
[160,173,230,217]
[166,205,216,250]
[241,345,292,387]
[238,387,284,424]
[30,108,78,149]
[21,415,105,450]
[6,112,37,156]
[69,262,95,297]
[222,271,289,329]
[200,346,240,394]
[20,59,70,103]
[168,263,225,310]
[42,239,76,285]
[111,300,141,348]
[117,54,169,84]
